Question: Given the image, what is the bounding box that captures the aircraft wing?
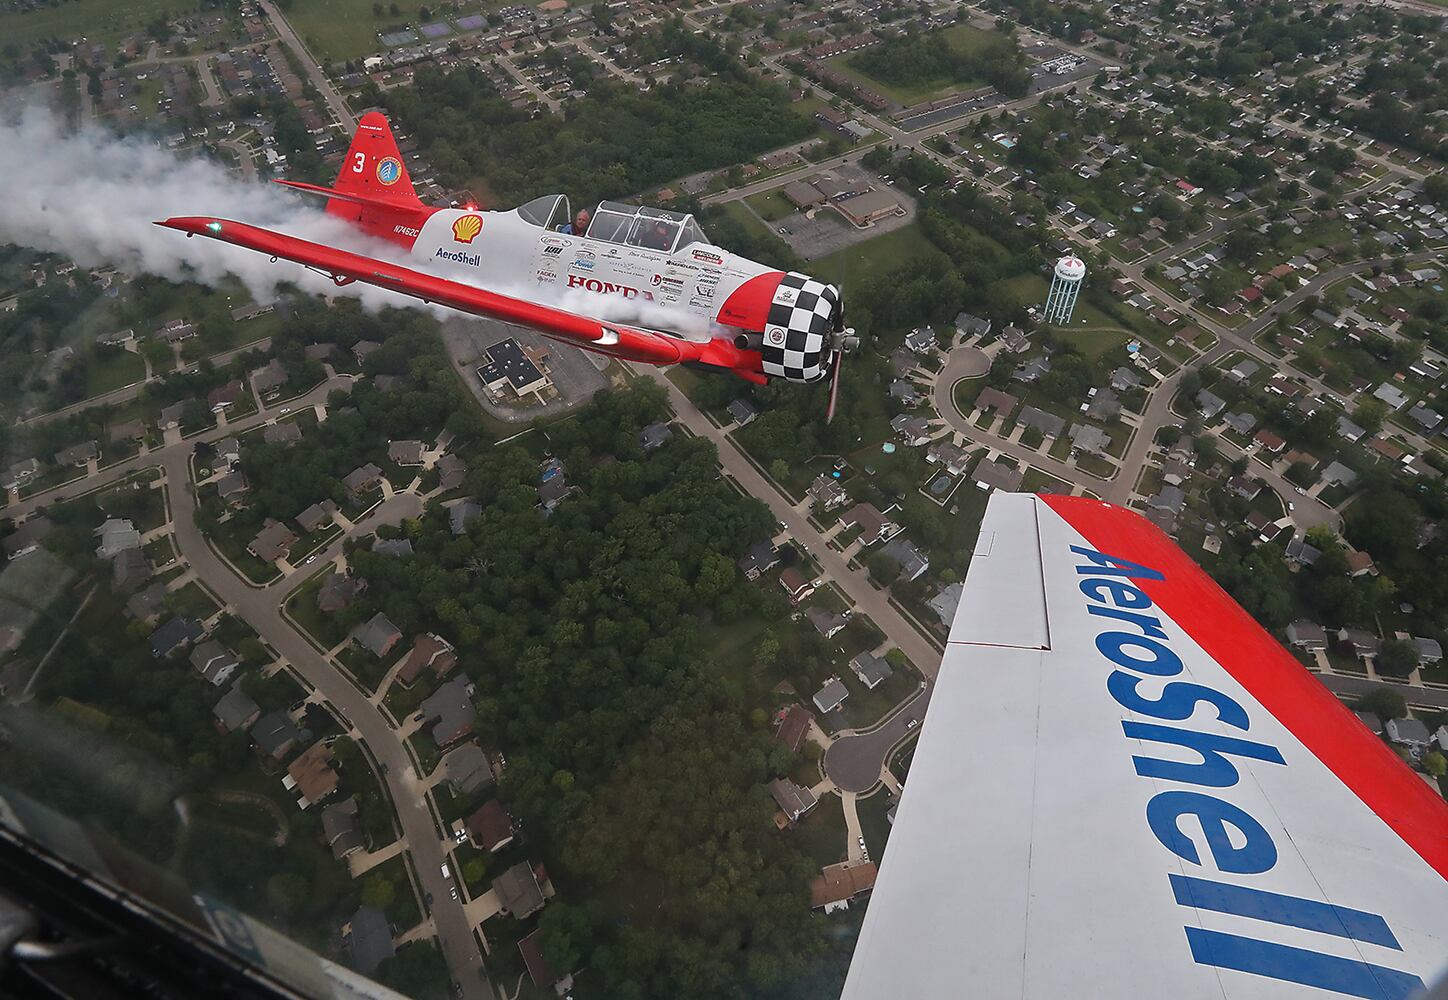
[843,493,1448,1000]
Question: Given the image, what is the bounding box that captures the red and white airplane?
[158,112,853,413]
[847,492,1448,999]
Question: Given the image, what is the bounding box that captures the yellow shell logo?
[452,214,483,244]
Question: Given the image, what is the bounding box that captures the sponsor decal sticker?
[691,248,725,265]
[436,247,481,267]
[570,258,596,272]
[693,283,715,299]
[536,270,558,284]
[376,156,403,186]
[451,214,483,244]
[776,287,798,306]
[542,244,565,257]
[393,224,420,238]
[566,274,654,300]
[766,326,788,347]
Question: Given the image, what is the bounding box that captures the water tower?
[1043,255,1086,325]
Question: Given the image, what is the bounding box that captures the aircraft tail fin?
[330,111,422,211]
[279,111,434,247]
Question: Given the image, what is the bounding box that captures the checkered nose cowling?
[759,273,840,383]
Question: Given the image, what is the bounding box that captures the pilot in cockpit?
[560,208,590,235]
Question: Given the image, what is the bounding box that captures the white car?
[449,886,459,900]
[907,718,920,730]
[279,407,291,414]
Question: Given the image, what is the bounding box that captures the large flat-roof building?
[477,339,552,399]
[836,188,903,228]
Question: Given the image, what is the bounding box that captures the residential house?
[518,930,569,996]
[352,340,380,363]
[190,640,241,687]
[973,459,1024,492]
[436,453,467,490]
[108,419,147,444]
[151,617,204,658]
[251,359,288,400]
[296,500,339,533]
[54,441,98,467]
[343,463,383,497]
[905,327,938,353]
[213,685,261,734]
[809,860,878,913]
[264,421,303,445]
[216,471,249,507]
[889,379,924,408]
[449,499,481,535]
[774,704,814,753]
[928,581,963,627]
[318,572,363,613]
[954,312,992,338]
[638,422,673,452]
[1321,461,1358,487]
[208,380,244,413]
[248,519,296,563]
[850,651,894,690]
[467,799,515,853]
[126,582,169,625]
[1254,430,1286,455]
[1355,712,1385,737]
[1346,550,1376,578]
[1069,423,1111,456]
[112,547,150,593]
[813,677,849,714]
[438,742,493,796]
[396,633,457,688]
[1371,383,1409,410]
[975,387,1019,417]
[1337,628,1381,658]
[890,414,932,446]
[250,710,303,762]
[838,503,900,546]
[342,906,394,975]
[1083,388,1120,422]
[738,541,780,581]
[353,612,403,658]
[1,458,41,492]
[387,439,426,466]
[1385,717,1432,751]
[321,798,365,859]
[372,537,413,558]
[1197,390,1227,420]
[779,566,815,605]
[926,441,971,477]
[94,518,141,559]
[285,740,340,807]
[419,676,475,747]
[158,402,188,431]
[1284,537,1322,569]
[726,398,760,426]
[806,607,850,639]
[808,474,849,512]
[492,861,546,919]
[879,537,929,581]
[1413,637,1443,664]
[768,777,817,824]
[1018,406,1066,439]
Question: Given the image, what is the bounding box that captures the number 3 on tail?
[352,152,366,174]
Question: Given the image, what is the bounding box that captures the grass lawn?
[1068,326,1132,362]
[811,223,945,285]
[793,793,845,868]
[720,200,773,241]
[284,573,351,649]
[745,188,798,223]
[287,0,540,63]
[838,24,1000,107]
[856,786,896,862]
[0,0,192,48]
[169,581,221,621]
[84,348,147,397]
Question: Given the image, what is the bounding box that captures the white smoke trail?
[0,105,419,310]
[0,106,713,339]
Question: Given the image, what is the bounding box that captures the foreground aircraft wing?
[155,216,767,381]
[844,493,1447,999]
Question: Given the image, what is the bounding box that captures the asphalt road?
[825,685,932,793]
[1317,672,1448,711]
[159,450,493,999]
[258,0,357,131]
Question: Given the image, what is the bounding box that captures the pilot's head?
[575,208,590,232]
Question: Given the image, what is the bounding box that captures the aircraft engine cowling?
[755,273,843,384]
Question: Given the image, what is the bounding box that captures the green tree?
[1358,687,1407,721]
[1376,639,1418,679]
[1424,751,1446,779]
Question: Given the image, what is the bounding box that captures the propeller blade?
[825,350,843,424]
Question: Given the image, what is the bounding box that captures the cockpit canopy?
[514,195,708,255]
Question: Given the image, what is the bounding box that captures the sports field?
[0,0,193,49]
[811,223,944,285]
[286,0,539,64]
